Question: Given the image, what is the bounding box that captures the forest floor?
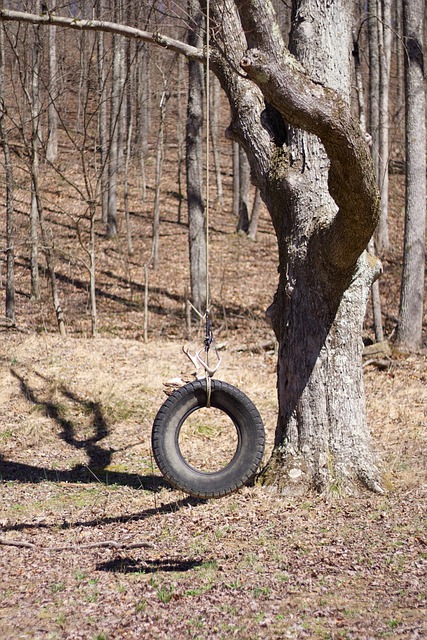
[0,146,426,639]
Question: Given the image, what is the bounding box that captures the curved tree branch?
[0,9,204,62]
[239,47,380,271]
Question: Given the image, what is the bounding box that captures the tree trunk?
[368,0,380,181]
[353,28,384,342]
[96,3,108,224]
[107,33,120,238]
[186,0,207,314]
[248,188,261,241]
[30,6,41,301]
[0,25,15,324]
[209,74,223,207]
[396,0,426,351]
[46,13,58,163]
[376,0,392,253]
[236,146,250,235]
[152,88,168,271]
[210,0,383,494]
[232,141,240,219]
[176,54,185,223]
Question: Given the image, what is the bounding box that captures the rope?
[204,0,212,408]
[205,0,210,315]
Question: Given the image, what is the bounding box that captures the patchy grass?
[0,336,426,639]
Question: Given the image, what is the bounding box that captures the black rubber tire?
[151,379,265,499]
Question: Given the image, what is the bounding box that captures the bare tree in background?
[186,0,207,314]
[0,25,15,325]
[396,0,426,351]
[46,2,58,163]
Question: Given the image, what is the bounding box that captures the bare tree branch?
[0,9,204,62]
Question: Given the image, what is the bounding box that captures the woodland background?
[0,1,426,639]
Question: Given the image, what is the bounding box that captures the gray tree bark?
[368,0,380,181]
[30,4,41,300]
[236,146,250,235]
[107,32,120,238]
[0,25,15,324]
[96,1,108,224]
[186,0,207,314]
[46,14,58,163]
[210,0,382,494]
[396,0,426,351]
[376,0,392,253]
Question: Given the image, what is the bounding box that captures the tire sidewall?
[152,379,265,498]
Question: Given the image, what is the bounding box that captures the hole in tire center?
[178,407,239,473]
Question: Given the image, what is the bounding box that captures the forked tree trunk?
[209,0,383,494]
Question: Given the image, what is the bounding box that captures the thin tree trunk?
[0,25,15,324]
[46,16,58,163]
[248,188,261,241]
[124,117,134,256]
[107,33,120,238]
[232,141,240,219]
[353,27,384,342]
[89,203,97,336]
[176,54,185,223]
[209,73,223,207]
[96,5,108,224]
[368,0,380,181]
[236,146,250,234]
[152,89,168,271]
[30,6,41,300]
[396,0,426,351]
[376,0,392,253]
[35,182,66,337]
[186,0,206,313]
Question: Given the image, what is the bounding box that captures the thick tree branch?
[240,48,380,270]
[0,9,204,62]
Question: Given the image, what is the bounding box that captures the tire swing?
[151,10,265,499]
[151,315,266,499]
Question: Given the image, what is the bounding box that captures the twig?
[0,536,154,552]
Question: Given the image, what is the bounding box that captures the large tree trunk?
[210,0,383,494]
[396,0,426,351]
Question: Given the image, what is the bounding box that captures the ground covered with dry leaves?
[0,334,425,640]
[0,123,426,639]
